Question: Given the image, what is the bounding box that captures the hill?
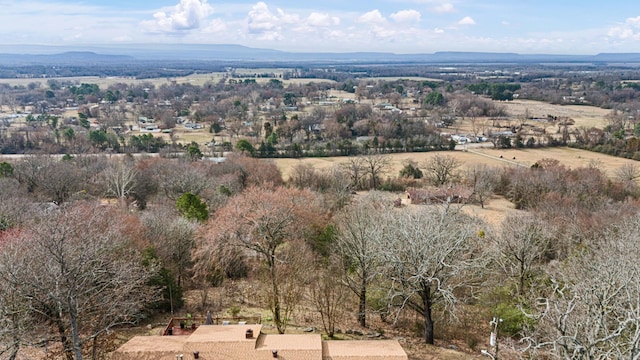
[3,44,640,64]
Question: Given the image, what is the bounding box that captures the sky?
[2,0,640,54]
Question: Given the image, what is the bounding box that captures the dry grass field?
[272,145,638,228]
[273,146,636,181]
[499,99,612,128]
[0,73,224,88]
[0,73,336,89]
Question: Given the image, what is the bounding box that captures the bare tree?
[98,104,126,132]
[361,154,391,189]
[143,208,197,288]
[14,155,85,205]
[341,157,367,190]
[464,164,497,208]
[0,230,44,360]
[300,107,325,142]
[0,177,35,230]
[424,154,461,186]
[494,213,554,296]
[335,192,387,327]
[523,216,640,359]
[152,160,210,201]
[103,157,138,209]
[379,206,486,344]
[615,162,640,182]
[195,186,325,334]
[0,203,159,360]
[309,256,349,338]
[517,108,530,130]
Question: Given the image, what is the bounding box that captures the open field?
[273,146,638,227]
[499,99,612,128]
[358,76,444,82]
[0,73,336,88]
[272,146,636,181]
[0,73,227,88]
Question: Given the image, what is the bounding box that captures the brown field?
[273,146,636,181]
[0,73,336,89]
[358,76,444,82]
[0,73,222,88]
[498,99,612,128]
[273,146,638,228]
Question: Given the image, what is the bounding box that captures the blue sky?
[1,0,640,54]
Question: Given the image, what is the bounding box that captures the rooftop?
[113,323,408,360]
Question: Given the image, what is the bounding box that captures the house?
[112,323,408,360]
[406,186,473,205]
[450,135,469,145]
[140,124,161,133]
[184,123,203,130]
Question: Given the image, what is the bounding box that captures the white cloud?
[247,2,279,32]
[358,10,386,24]
[204,18,228,33]
[142,0,213,33]
[390,10,421,23]
[276,8,300,25]
[608,16,640,40]
[307,12,340,27]
[458,16,476,25]
[246,2,303,41]
[432,3,455,14]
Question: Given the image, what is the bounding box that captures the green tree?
[399,162,423,179]
[77,113,90,129]
[176,192,209,222]
[103,90,117,103]
[89,130,108,148]
[0,162,13,178]
[424,91,445,106]
[61,127,75,146]
[499,135,512,148]
[236,139,255,156]
[267,132,278,145]
[142,248,184,313]
[186,142,203,160]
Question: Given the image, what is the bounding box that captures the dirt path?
[464,148,528,168]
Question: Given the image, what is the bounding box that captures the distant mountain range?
[2,44,640,65]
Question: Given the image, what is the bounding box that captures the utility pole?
[482,317,503,359]
[490,317,503,359]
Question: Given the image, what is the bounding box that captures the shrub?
[493,303,534,337]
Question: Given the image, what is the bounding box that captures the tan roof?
[113,324,407,360]
[111,335,187,360]
[323,340,408,359]
[114,335,186,353]
[186,324,262,343]
[256,334,322,351]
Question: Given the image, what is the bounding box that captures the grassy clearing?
[0,73,226,88]
[273,146,635,182]
[498,99,611,128]
[0,73,336,89]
